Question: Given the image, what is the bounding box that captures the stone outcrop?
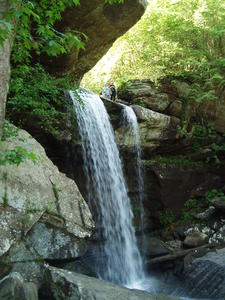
[118,78,225,135]
[0,124,94,282]
[115,105,180,152]
[41,0,147,80]
[0,272,38,300]
[118,80,171,113]
[40,265,177,300]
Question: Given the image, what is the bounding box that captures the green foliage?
[181,210,193,222]
[2,194,9,207]
[146,155,200,167]
[0,121,37,167]
[1,121,19,141]
[184,198,200,210]
[2,172,8,207]
[52,182,62,201]
[180,197,202,222]
[7,64,73,136]
[211,143,225,153]
[11,0,87,63]
[83,0,225,104]
[159,209,175,228]
[205,189,225,203]
[0,146,37,166]
[1,0,124,64]
[180,189,225,222]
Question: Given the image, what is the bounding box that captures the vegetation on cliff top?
[82,0,225,104]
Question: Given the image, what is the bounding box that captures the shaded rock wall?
[116,79,225,230]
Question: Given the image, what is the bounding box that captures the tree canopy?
[82,0,225,103]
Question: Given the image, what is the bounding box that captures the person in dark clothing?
[110,82,116,101]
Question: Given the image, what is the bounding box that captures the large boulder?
[41,0,147,80]
[40,265,177,300]
[0,272,38,300]
[0,124,94,280]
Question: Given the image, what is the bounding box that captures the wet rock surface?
[181,250,225,299]
[40,265,177,300]
[0,273,38,300]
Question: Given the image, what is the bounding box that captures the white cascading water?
[70,89,144,286]
[122,106,145,239]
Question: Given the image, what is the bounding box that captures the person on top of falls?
[104,83,111,99]
[110,82,116,101]
[101,85,105,97]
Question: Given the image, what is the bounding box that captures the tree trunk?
[0,0,20,136]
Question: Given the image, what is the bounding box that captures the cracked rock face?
[0,125,94,280]
[40,0,147,80]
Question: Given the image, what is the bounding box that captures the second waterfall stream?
[70,89,145,287]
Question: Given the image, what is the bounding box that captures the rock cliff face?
[116,79,225,230]
[41,0,147,80]
[0,124,94,283]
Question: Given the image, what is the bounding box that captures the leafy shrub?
[205,189,225,203]
[159,209,175,228]
[0,147,37,166]
[7,64,74,136]
[0,122,37,167]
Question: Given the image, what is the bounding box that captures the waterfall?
[70,89,144,286]
[122,106,145,241]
